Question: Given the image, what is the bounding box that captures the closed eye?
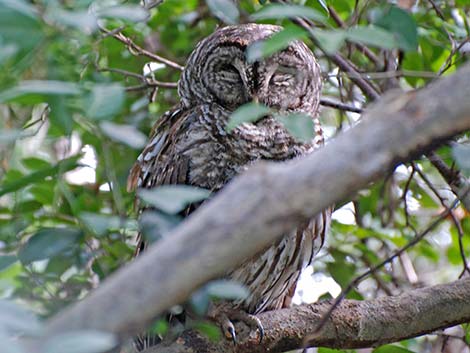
[219,64,242,83]
[269,66,302,86]
[276,65,297,75]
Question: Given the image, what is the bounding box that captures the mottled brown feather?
[129,23,332,349]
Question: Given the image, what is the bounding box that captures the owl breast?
[174,104,312,190]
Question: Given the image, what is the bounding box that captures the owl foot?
[211,308,264,345]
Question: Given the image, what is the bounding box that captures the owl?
[128,23,331,348]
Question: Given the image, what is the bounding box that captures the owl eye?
[277,65,297,75]
[269,66,298,86]
[218,64,243,84]
[209,62,249,107]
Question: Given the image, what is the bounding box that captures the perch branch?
[142,278,470,353]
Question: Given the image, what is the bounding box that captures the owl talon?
[221,318,237,345]
[228,327,237,345]
[231,310,264,344]
[211,308,263,344]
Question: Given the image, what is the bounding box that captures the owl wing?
[127,106,194,255]
[127,106,191,192]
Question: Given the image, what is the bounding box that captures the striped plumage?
[128,23,331,345]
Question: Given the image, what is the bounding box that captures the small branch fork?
[99,67,178,91]
[100,26,184,71]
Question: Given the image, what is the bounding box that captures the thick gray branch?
[44,64,470,343]
[144,278,470,353]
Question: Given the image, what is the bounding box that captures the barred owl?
[128,23,331,347]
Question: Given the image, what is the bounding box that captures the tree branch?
[42,64,470,347]
[142,277,470,353]
[427,151,470,211]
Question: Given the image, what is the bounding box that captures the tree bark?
[42,64,470,348]
[143,278,470,353]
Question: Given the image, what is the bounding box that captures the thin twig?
[327,5,382,68]
[413,162,470,277]
[438,39,470,76]
[304,194,467,345]
[319,97,362,113]
[271,0,382,100]
[402,165,418,234]
[299,18,381,100]
[327,70,439,80]
[100,26,184,71]
[100,67,178,90]
[427,151,470,211]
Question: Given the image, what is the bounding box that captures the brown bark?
[144,278,470,353]
[41,64,470,349]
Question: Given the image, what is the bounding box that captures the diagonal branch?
[40,63,470,347]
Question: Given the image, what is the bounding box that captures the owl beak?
[252,95,259,104]
[232,58,252,102]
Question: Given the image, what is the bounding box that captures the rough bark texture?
[143,278,470,353]
[42,64,470,348]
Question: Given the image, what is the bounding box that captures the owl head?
[178,23,322,115]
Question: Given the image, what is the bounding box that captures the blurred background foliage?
[0,0,470,352]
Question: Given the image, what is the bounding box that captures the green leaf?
[318,349,347,353]
[311,29,346,54]
[0,43,18,65]
[206,280,249,300]
[402,51,425,87]
[45,8,98,33]
[315,0,329,15]
[346,26,399,50]
[18,227,83,264]
[226,103,271,132]
[100,121,147,149]
[16,200,42,213]
[149,319,169,337]
[206,0,239,25]
[0,255,16,271]
[49,95,74,134]
[192,321,221,342]
[0,0,37,18]
[372,5,418,51]
[0,156,79,197]
[275,113,314,142]
[373,345,416,353]
[80,213,136,237]
[85,84,124,120]
[138,185,211,214]
[21,157,51,170]
[251,4,326,23]
[0,300,41,335]
[189,288,210,317]
[0,81,80,103]
[140,210,182,243]
[96,5,150,22]
[246,25,307,62]
[452,143,470,175]
[0,0,44,55]
[43,330,117,353]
